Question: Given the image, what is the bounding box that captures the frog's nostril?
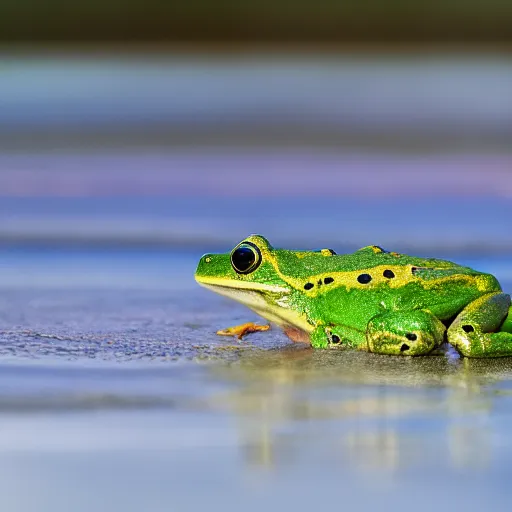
[200,254,213,264]
[400,343,410,352]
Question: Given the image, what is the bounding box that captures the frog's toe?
[449,327,512,358]
[366,311,445,356]
[216,322,270,340]
[447,293,512,357]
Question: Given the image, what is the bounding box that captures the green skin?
[195,235,512,357]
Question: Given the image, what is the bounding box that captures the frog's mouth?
[195,276,289,295]
[196,278,313,335]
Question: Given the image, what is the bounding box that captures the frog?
[195,235,512,357]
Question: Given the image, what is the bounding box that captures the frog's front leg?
[365,310,446,356]
[447,293,512,357]
[216,322,270,340]
[310,323,366,349]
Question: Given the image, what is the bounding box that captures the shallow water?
[1,247,512,511]
[2,53,512,510]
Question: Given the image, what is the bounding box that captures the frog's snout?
[195,254,214,280]
[195,252,234,283]
[198,253,214,266]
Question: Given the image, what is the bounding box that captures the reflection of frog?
[195,235,512,357]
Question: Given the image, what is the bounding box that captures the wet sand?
[1,248,512,511]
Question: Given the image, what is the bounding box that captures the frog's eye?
[231,242,262,274]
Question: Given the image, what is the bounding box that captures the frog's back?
[277,245,501,329]
[334,247,460,272]
[328,246,501,297]
[277,245,477,277]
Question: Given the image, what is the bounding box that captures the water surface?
[1,247,512,511]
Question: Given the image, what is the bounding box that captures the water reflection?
[207,347,512,473]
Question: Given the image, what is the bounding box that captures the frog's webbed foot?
[216,322,270,340]
[365,310,446,356]
[447,293,512,357]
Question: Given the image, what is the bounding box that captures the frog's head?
[195,235,309,332]
[195,234,290,302]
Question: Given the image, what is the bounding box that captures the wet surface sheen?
[0,249,512,511]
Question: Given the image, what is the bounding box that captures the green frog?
[195,235,512,357]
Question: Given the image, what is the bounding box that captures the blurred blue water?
[2,52,512,512]
[2,195,512,254]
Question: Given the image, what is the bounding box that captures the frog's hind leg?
[447,292,512,357]
[365,310,446,356]
[501,305,512,334]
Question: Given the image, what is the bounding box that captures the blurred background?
[1,3,512,512]
[1,0,512,256]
